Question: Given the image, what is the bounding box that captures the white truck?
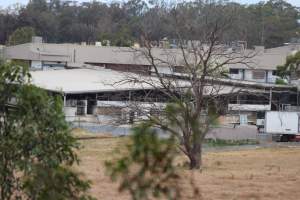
[258,111,300,142]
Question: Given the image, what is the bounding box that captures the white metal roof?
[29,67,289,96]
[30,68,161,94]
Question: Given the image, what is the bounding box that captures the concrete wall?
[31,60,42,69]
[154,66,173,74]
[64,107,77,122]
[228,104,271,111]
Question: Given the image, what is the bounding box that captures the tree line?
[0,0,299,48]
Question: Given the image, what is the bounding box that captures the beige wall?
[3,43,185,67]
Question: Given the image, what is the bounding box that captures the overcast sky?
[1,0,300,8]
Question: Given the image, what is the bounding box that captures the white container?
[265,111,299,134]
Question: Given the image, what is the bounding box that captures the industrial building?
[3,39,300,84]
[228,45,300,83]
[3,39,300,127]
[28,66,298,126]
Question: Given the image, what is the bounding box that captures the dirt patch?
[75,137,300,200]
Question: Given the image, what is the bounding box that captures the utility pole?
[269,88,272,110]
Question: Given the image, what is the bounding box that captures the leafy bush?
[275,78,287,85]
[23,164,94,200]
[0,61,93,200]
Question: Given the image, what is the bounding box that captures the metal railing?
[229,100,270,105]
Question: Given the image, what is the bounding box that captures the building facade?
[3,40,300,127]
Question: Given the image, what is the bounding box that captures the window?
[272,70,277,76]
[256,111,265,119]
[252,70,265,79]
[173,66,185,73]
[229,68,239,74]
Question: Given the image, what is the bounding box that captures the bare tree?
[115,0,256,170]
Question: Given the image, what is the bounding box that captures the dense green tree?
[0,61,93,200]
[17,1,58,42]
[7,26,35,45]
[0,11,18,44]
[262,0,299,48]
[277,51,300,79]
[0,0,299,47]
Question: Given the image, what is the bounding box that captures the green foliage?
[276,65,288,78]
[7,27,35,46]
[0,0,298,47]
[207,102,220,127]
[261,0,299,48]
[13,85,78,167]
[277,51,300,78]
[0,61,93,200]
[275,78,287,85]
[23,165,94,200]
[99,25,134,47]
[11,59,31,69]
[112,26,134,47]
[105,122,181,200]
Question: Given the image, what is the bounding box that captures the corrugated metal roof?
[29,68,293,95]
[30,68,161,94]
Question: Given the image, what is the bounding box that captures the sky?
[0,0,300,8]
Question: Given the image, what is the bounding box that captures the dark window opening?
[229,68,239,74]
[173,66,185,73]
[76,100,86,115]
[256,111,265,119]
[87,100,96,115]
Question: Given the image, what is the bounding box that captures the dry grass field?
[73,129,300,200]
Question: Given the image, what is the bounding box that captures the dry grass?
[75,135,300,200]
[71,128,114,139]
[75,136,130,200]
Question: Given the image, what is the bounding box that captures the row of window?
[229,68,277,79]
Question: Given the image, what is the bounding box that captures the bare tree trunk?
[189,142,202,169]
[188,133,203,169]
